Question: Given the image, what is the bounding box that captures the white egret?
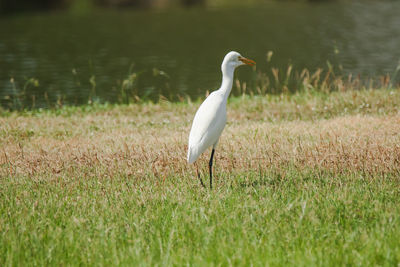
[187,51,256,189]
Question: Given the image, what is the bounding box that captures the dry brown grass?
[226,115,400,174]
[1,90,400,182]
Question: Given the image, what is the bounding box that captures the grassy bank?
[1,88,400,265]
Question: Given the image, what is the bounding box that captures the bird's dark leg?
[209,148,215,189]
[195,163,205,188]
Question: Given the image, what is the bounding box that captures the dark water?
[1,1,400,108]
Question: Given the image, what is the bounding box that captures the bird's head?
[222,51,256,70]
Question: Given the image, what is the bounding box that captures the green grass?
[1,88,400,266]
[1,169,400,266]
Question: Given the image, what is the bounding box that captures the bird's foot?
[196,167,206,188]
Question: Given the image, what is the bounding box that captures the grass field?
[1,88,400,266]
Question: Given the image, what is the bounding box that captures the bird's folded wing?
[187,92,226,162]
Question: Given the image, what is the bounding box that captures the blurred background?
[0,0,400,108]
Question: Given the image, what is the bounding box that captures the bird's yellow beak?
[239,56,256,66]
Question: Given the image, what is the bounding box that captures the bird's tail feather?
[187,146,200,164]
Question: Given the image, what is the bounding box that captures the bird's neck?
[219,65,235,100]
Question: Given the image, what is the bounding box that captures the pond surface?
[1,1,400,108]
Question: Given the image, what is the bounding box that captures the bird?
[187,51,256,189]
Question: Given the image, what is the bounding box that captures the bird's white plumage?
[187,91,227,163]
[187,51,255,164]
